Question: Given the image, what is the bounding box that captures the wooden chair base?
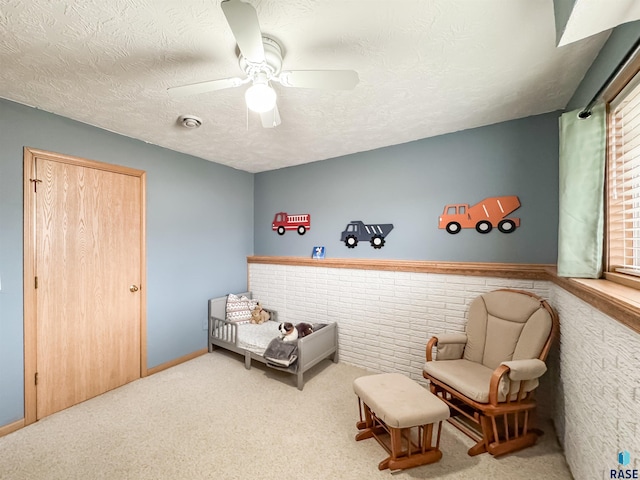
[444,403,542,457]
[382,449,442,471]
[427,380,544,457]
[355,401,444,471]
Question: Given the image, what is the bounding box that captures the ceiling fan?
[167,0,359,128]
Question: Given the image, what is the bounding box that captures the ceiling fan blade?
[278,70,359,90]
[260,105,281,128]
[167,77,245,98]
[221,0,265,64]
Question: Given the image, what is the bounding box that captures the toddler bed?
[208,292,338,390]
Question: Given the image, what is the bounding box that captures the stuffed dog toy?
[250,303,270,324]
[295,322,314,338]
[278,322,298,342]
[279,322,314,342]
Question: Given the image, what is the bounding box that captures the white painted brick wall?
[550,285,640,479]
[249,263,640,478]
[248,264,550,384]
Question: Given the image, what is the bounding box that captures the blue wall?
[2,19,638,432]
[553,0,578,45]
[0,99,254,426]
[566,20,640,111]
[254,112,560,263]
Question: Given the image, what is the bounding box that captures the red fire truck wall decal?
[272,212,311,235]
[438,196,521,234]
[340,221,394,249]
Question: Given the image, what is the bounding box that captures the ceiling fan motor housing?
[238,36,283,78]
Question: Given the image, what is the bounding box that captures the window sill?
[546,268,640,334]
[604,271,640,290]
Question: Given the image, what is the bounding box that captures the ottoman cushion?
[353,373,449,428]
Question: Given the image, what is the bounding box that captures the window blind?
[609,74,640,276]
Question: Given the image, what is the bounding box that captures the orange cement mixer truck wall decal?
[438,196,521,234]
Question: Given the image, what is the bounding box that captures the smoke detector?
[178,115,202,129]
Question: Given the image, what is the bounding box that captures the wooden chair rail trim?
[248,256,551,279]
[248,257,640,334]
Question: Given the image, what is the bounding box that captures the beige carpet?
[0,352,572,480]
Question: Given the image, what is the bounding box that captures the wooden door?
[23,148,146,422]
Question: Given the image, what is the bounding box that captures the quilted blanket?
[263,338,298,368]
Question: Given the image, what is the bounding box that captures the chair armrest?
[425,333,468,362]
[436,333,468,345]
[488,359,547,405]
[500,359,547,381]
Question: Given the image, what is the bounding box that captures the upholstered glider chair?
[423,289,558,457]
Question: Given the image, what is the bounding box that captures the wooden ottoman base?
[353,373,449,472]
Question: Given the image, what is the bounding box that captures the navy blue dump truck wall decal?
[340,221,394,249]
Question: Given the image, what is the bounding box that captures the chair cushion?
[424,359,496,403]
[463,291,552,370]
[423,359,539,404]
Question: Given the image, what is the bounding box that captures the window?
[607,70,640,281]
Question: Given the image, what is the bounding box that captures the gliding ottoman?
[353,373,449,471]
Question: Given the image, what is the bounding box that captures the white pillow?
[225,294,257,323]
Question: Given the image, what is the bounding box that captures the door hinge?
[35,276,38,289]
[29,178,42,192]
[35,372,38,386]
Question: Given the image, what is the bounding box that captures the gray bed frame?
[208,292,338,390]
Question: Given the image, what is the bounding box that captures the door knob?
[129,285,139,292]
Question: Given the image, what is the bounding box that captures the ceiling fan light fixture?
[168,3,359,128]
[245,82,277,113]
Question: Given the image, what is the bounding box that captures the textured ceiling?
[0,0,609,173]
[558,0,640,46]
